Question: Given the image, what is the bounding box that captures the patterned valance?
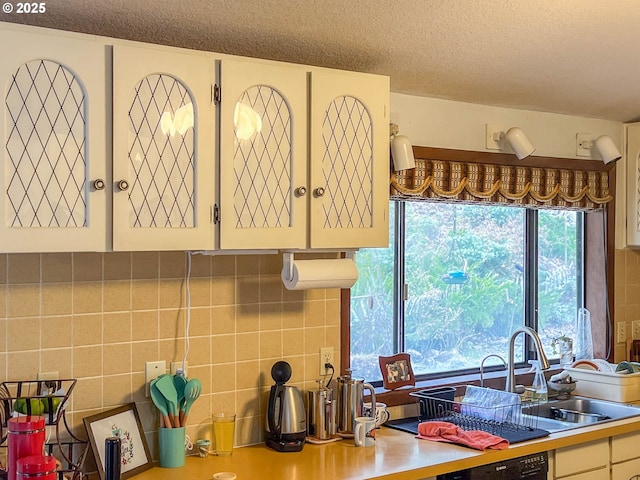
[390,147,615,210]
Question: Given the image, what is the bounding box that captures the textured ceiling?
[4,0,640,122]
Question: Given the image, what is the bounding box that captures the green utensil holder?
[158,427,185,468]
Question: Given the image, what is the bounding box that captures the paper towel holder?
[282,251,357,283]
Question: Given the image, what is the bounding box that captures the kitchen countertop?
[130,418,640,480]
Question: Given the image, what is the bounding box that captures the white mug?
[364,401,389,427]
[354,416,376,447]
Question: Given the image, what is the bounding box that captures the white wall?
[390,92,627,248]
[390,92,621,160]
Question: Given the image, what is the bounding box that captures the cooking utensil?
[149,378,171,428]
[155,374,180,427]
[173,374,187,425]
[181,378,201,426]
[550,406,609,424]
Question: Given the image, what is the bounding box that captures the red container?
[7,416,46,480]
[17,455,57,480]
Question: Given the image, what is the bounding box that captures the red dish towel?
[416,421,509,450]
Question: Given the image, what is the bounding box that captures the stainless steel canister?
[307,381,335,440]
[336,369,376,436]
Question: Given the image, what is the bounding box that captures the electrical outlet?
[145,361,166,397]
[633,321,640,340]
[319,347,334,376]
[171,361,187,376]
[617,322,627,344]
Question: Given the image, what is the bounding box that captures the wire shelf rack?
[0,379,88,480]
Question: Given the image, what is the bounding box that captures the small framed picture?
[83,403,152,480]
[378,353,416,390]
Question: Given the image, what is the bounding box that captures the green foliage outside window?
[350,202,581,383]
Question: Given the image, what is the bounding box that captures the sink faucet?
[505,326,551,393]
[479,354,507,388]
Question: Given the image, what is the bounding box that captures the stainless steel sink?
[521,396,640,433]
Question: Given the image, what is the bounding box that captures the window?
[350,200,584,383]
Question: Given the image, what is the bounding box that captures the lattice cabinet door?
[309,70,389,248]
[112,44,215,251]
[0,28,108,252]
[219,59,307,249]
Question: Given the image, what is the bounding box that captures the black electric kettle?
[265,361,306,452]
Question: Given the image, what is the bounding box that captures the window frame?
[340,148,616,405]
[363,201,584,383]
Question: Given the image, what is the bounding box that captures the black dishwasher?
[437,452,548,480]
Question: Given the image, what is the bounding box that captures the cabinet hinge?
[213,84,221,105]
[212,204,220,224]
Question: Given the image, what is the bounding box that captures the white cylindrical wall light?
[505,127,536,160]
[594,135,622,164]
[391,134,415,171]
[390,124,416,171]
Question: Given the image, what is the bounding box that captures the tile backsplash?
[0,251,341,457]
[1,247,637,462]
[614,248,640,361]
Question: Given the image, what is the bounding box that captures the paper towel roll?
[281,258,359,290]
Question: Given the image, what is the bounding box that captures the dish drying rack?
[410,385,543,438]
[0,379,89,480]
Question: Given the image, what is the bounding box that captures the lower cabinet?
[561,469,609,480]
[611,431,640,480]
[549,432,640,480]
[428,431,640,480]
[553,438,609,478]
[612,458,640,480]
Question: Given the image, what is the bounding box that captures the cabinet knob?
[93,179,105,190]
[295,186,307,197]
[313,187,326,198]
[117,180,130,191]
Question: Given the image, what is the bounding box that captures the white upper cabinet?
[0,23,389,253]
[112,44,215,251]
[309,69,389,249]
[219,59,308,249]
[0,29,107,252]
[219,60,389,250]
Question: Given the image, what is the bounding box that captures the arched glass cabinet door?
[125,74,196,228]
[219,59,307,249]
[0,29,107,252]
[112,44,215,251]
[309,69,389,249]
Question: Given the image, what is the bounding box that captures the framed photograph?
[378,353,416,390]
[83,403,152,480]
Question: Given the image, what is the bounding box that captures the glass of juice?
[212,413,235,456]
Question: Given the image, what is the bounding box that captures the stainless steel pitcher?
[336,369,376,436]
[307,380,335,440]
